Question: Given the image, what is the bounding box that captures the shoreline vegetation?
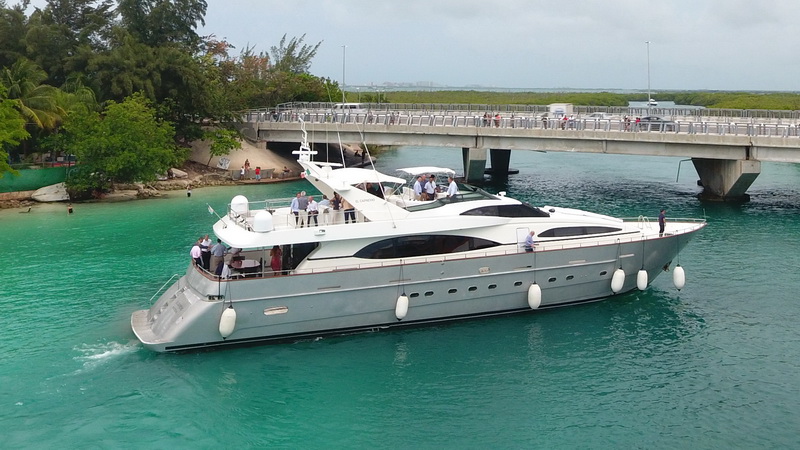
[357,90,800,110]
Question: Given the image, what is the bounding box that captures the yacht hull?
[132,230,699,352]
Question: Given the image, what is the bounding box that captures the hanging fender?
[527,283,542,309]
[611,268,625,293]
[673,265,686,290]
[637,269,648,291]
[219,305,237,338]
[395,295,409,320]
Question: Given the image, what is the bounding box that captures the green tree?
[117,0,207,48]
[0,84,30,177]
[63,93,179,196]
[24,0,115,86]
[202,128,241,167]
[270,34,321,74]
[0,57,64,130]
[0,0,30,71]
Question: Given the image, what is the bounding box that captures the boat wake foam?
[72,341,139,372]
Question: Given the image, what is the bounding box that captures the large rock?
[31,183,69,202]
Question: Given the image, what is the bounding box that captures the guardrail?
[244,109,800,139]
[267,102,800,120]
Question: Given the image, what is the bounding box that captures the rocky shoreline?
[0,161,300,210]
[1,142,374,210]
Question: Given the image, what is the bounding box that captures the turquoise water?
[2,148,799,448]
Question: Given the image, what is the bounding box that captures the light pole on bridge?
[341,45,347,103]
[645,40,652,114]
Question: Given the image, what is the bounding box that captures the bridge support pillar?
[692,158,761,202]
[462,147,487,183]
[487,149,511,177]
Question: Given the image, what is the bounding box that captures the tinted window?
[354,235,500,259]
[538,226,622,238]
[461,203,549,218]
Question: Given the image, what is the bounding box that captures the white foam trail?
[72,340,139,372]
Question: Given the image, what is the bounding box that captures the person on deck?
[306,196,319,226]
[210,239,227,275]
[318,195,331,224]
[413,176,424,200]
[524,231,538,252]
[190,238,203,267]
[270,245,282,276]
[331,193,342,223]
[200,234,212,270]
[290,191,304,227]
[658,209,667,236]
[342,197,355,224]
[446,176,458,201]
[425,175,437,200]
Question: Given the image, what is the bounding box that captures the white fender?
[395,295,409,320]
[673,265,686,291]
[611,268,625,293]
[219,306,237,338]
[527,283,542,309]
[637,269,649,291]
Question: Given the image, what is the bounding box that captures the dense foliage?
[0,0,334,187]
[0,84,29,177]
[61,93,180,197]
[369,90,800,111]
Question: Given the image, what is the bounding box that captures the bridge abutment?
[462,147,487,183]
[487,149,511,177]
[692,158,761,202]
[461,148,512,181]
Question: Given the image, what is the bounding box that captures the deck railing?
[201,215,705,280]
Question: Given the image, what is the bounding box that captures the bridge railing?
[257,102,800,121]
[245,108,800,139]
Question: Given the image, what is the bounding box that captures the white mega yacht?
[132,138,706,352]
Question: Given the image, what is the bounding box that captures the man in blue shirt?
[524,231,537,252]
[210,239,227,275]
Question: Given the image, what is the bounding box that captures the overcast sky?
[198,0,800,92]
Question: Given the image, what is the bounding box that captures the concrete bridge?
[242,106,800,201]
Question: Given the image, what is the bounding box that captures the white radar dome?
[252,210,274,232]
[230,195,249,215]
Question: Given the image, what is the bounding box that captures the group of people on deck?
[190,235,284,278]
[190,235,240,276]
[413,174,459,201]
[290,191,355,226]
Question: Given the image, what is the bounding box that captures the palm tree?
[0,58,64,131]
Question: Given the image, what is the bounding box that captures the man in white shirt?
[446,176,458,201]
[190,238,203,267]
[424,175,437,200]
[306,195,319,226]
[413,175,424,200]
[318,195,331,224]
[200,234,212,270]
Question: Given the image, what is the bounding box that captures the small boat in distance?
[131,126,706,352]
[648,98,658,106]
